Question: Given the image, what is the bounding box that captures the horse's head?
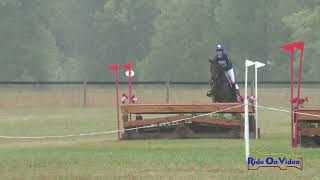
[209,60,225,85]
[209,59,236,102]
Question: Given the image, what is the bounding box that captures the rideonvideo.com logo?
[247,150,303,170]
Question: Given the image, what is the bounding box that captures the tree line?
[0,0,319,81]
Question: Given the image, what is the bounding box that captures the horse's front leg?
[206,90,216,103]
[211,96,216,103]
[209,79,216,103]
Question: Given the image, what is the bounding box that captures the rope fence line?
[252,104,320,118]
[0,103,319,139]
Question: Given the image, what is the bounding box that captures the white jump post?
[254,61,265,139]
[245,59,255,161]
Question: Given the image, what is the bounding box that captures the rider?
[209,42,241,98]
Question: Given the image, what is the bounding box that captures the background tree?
[92,0,159,80]
[0,0,319,81]
[283,6,320,80]
[138,0,218,81]
[0,0,60,80]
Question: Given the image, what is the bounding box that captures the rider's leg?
[226,68,241,102]
[226,68,239,90]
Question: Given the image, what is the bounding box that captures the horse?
[208,59,237,103]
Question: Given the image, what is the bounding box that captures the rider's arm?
[209,56,217,63]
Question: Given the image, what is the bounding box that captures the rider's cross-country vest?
[210,53,233,71]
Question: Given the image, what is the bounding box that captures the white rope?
[251,104,320,118]
[0,130,120,139]
[0,104,244,139]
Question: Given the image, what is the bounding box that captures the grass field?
[0,86,319,179]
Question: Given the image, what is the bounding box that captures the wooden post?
[166,80,170,104]
[82,81,87,107]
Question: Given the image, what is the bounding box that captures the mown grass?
[0,107,319,180]
[0,86,319,179]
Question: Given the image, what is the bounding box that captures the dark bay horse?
[208,60,237,103]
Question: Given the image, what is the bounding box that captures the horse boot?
[206,90,212,97]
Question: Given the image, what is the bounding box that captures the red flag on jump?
[122,63,132,70]
[279,41,304,52]
[108,64,118,71]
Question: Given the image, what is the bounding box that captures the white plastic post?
[254,61,265,139]
[245,59,255,162]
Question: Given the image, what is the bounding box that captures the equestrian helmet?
[216,43,224,51]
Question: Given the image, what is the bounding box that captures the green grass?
[0,106,319,179]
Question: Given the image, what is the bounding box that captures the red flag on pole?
[122,63,132,70]
[108,64,119,71]
[279,41,304,52]
[279,40,304,148]
[107,63,120,140]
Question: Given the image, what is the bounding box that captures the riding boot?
[235,88,240,96]
[232,83,242,102]
[231,83,239,94]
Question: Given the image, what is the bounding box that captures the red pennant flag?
[279,41,304,52]
[122,63,132,70]
[108,64,118,71]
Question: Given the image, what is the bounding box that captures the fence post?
[166,80,170,104]
[82,81,87,107]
